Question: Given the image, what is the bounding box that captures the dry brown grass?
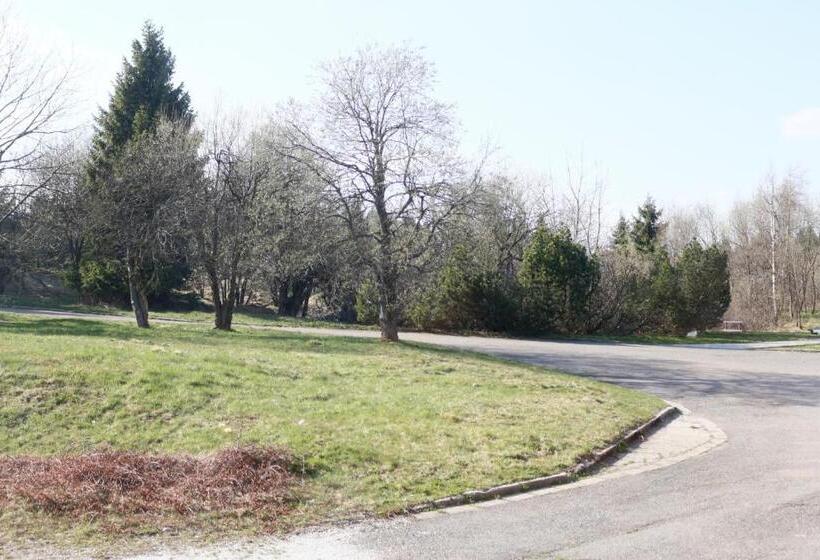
[0,446,297,532]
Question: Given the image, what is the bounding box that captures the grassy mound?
[0,313,663,541]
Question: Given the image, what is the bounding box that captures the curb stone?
[406,405,681,514]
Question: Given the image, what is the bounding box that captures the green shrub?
[518,227,599,334]
[355,279,380,325]
[78,259,128,304]
[409,247,519,333]
[674,241,731,332]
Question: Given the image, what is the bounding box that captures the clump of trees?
[1,20,747,339]
[724,173,820,329]
[408,196,730,336]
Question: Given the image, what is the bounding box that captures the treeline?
[0,23,734,340]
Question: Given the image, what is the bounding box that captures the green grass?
[0,313,662,540]
[0,293,120,315]
[780,344,820,352]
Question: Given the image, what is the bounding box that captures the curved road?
[275,330,820,560]
[3,309,820,559]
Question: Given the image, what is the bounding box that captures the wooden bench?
[721,320,745,333]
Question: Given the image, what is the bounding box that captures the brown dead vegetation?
[0,446,297,532]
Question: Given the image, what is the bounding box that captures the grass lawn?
[0,313,663,547]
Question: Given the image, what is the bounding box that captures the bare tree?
[470,174,532,276]
[724,170,820,329]
[664,203,725,259]
[283,45,482,341]
[0,15,72,230]
[531,155,607,254]
[187,113,270,330]
[23,138,88,280]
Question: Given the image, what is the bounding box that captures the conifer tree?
[631,197,663,252]
[88,21,192,180]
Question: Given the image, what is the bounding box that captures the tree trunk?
[377,268,400,342]
[769,197,779,326]
[373,150,400,342]
[127,262,150,328]
[379,305,399,341]
[277,276,313,317]
[211,276,235,331]
[215,298,234,330]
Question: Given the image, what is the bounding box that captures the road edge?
[406,405,681,514]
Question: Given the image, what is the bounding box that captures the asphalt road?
[3,309,820,559]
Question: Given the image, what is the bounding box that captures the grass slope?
[0,313,662,539]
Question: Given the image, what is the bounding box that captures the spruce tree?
[88,21,192,180]
[631,197,663,252]
[612,215,630,247]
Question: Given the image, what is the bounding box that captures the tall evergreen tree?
[82,22,195,312]
[88,21,192,180]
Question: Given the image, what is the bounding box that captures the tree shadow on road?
[490,349,820,408]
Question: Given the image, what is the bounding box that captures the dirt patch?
[0,446,297,532]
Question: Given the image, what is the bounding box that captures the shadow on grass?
[0,315,408,357]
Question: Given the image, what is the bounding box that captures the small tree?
[675,241,731,332]
[518,227,599,333]
[612,215,630,247]
[94,121,203,327]
[631,197,664,252]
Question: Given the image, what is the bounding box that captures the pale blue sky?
[15,0,820,217]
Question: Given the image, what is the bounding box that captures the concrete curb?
[406,405,681,514]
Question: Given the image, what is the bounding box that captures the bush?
[674,241,731,332]
[77,257,190,307]
[588,241,731,335]
[409,247,519,332]
[518,227,599,334]
[355,279,380,325]
[78,259,128,304]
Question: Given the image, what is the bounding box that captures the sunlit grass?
[0,313,662,534]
